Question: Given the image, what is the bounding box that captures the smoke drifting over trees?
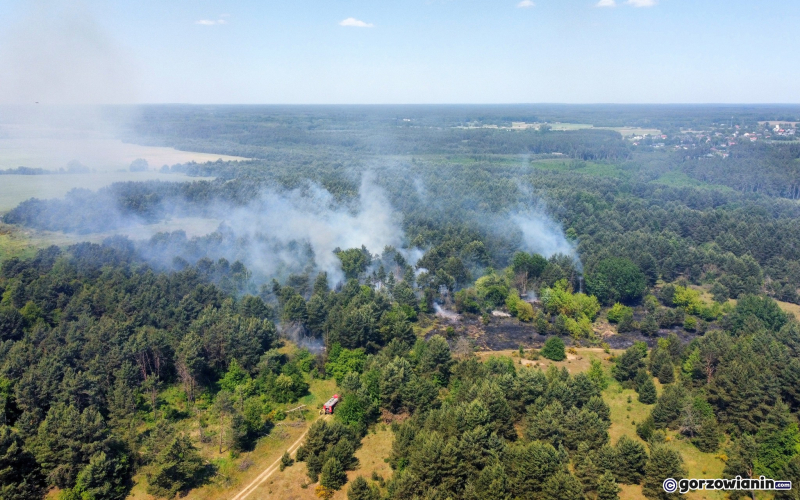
[4,165,576,291]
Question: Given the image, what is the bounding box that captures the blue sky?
[0,0,798,104]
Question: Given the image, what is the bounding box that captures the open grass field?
[603,374,726,500]
[0,224,38,263]
[689,282,798,320]
[604,126,662,137]
[526,122,662,137]
[776,299,800,319]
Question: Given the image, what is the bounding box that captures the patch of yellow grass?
[0,225,37,263]
[258,424,394,500]
[477,347,619,376]
[776,300,800,320]
[604,378,726,500]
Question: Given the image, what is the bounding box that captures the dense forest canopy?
[2,105,800,499]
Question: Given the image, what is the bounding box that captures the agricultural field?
[0,129,247,172]
[0,172,216,213]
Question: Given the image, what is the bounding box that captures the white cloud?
[517,0,535,7]
[596,0,616,7]
[195,19,227,25]
[626,0,657,6]
[339,17,374,28]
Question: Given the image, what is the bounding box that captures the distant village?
[630,121,798,158]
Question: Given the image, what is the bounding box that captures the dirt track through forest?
[230,415,327,500]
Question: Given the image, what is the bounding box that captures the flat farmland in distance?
[0,132,247,172]
[540,123,662,137]
[0,172,214,213]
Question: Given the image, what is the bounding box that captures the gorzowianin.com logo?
[663,476,792,494]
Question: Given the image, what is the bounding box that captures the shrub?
[280,451,294,471]
[607,303,633,324]
[541,337,566,361]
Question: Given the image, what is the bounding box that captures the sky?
[0,0,798,104]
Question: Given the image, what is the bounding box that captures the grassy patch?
[0,226,37,263]
[529,159,622,177]
[128,372,339,500]
[604,378,654,446]
[478,347,617,376]
[262,424,395,499]
[776,300,800,320]
[604,378,726,500]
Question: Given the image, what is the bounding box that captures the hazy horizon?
[1,0,799,105]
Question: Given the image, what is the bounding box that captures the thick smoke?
[222,174,408,284]
[138,174,416,287]
[511,211,576,259]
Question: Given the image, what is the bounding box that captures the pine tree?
[280,451,294,471]
[651,385,687,429]
[321,457,348,491]
[574,443,600,492]
[636,415,655,442]
[615,435,647,484]
[657,362,675,384]
[638,376,657,404]
[776,454,800,500]
[585,396,611,422]
[587,359,609,390]
[72,451,131,500]
[613,344,646,383]
[0,425,45,500]
[347,476,379,500]
[634,369,650,392]
[692,417,722,453]
[146,435,205,498]
[541,471,585,500]
[642,444,686,499]
[596,471,621,500]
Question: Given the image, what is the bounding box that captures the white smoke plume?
[137,173,418,287]
[511,211,576,259]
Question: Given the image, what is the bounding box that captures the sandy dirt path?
[230,415,325,500]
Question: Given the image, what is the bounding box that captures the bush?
[607,303,633,324]
[517,301,535,322]
[541,337,566,361]
[280,451,294,471]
